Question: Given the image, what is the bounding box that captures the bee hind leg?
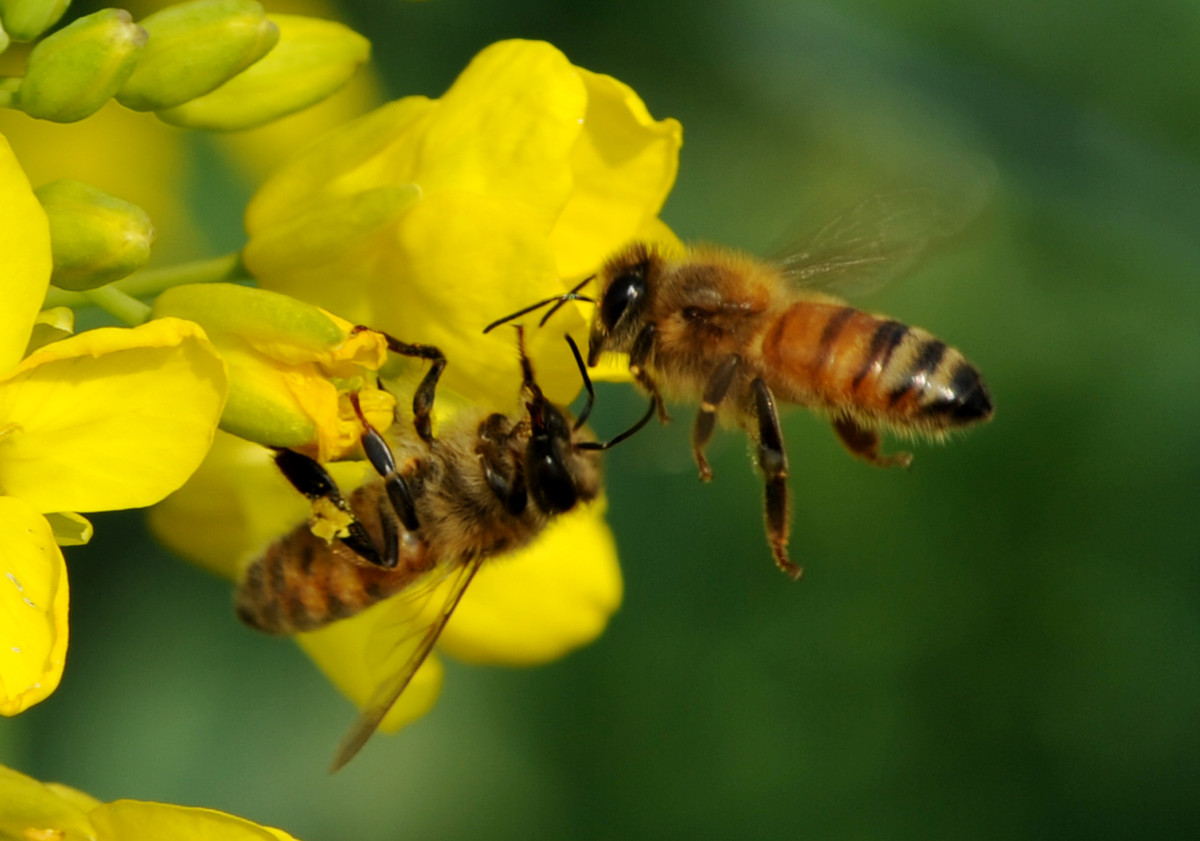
[751,378,802,580]
[831,416,912,468]
[692,354,741,482]
[271,448,389,567]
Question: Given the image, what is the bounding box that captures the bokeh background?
[3,0,1199,838]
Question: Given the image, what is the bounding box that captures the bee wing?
[329,556,484,772]
[777,170,995,296]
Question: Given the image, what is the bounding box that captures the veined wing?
[777,168,995,296]
[329,556,484,772]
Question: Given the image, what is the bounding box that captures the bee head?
[589,244,654,365]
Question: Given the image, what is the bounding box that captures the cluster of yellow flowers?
[2,0,680,834]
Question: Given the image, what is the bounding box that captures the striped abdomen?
[235,486,431,635]
[760,301,993,433]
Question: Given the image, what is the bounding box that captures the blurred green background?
[4,0,1199,838]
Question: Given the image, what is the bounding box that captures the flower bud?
[17,9,146,123]
[151,283,392,458]
[35,179,155,290]
[157,14,370,130]
[0,0,70,42]
[117,0,279,112]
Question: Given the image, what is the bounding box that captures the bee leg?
[271,448,387,567]
[351,393,421,538]
[692,354,741,482]
[478,414,528,516]
[628,323,670,424]
[831,416,913,468]
[352,327,446,444]
[750,378,802,580]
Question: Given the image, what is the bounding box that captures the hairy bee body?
[236,409,602,635]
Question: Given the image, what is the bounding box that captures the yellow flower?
[0,133,229,715]
[0,762,303,841]
[243,38,682,410]
[158,39,676,742]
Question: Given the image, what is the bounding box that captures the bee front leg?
[692,354,741,482]
[750,378,802,580]
[271,448,390,568]
[352,327,446,444]
[831,416,912,468]
[628,323,669,424]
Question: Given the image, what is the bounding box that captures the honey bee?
[236,327,616,770]
[486,188,995,579]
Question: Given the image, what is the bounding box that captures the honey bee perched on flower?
[236,327,617,770]
[486,187,995,579]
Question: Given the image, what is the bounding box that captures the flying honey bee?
[485,187,995,578]
[236,327,620,770]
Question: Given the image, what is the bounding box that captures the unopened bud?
[35,179,155,290]
[0,0,70,42]
[152,282,346,352]
[17,9,146,122]
[117,0,278,112]
[158,14,370,130]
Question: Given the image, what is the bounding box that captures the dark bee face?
[525,401,580,514]
[588,249,652,365]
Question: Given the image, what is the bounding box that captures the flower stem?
[43,252,249,309]
[82,285,153,326]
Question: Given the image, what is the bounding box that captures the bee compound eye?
[599,264,646,330]
[528,444,579,514]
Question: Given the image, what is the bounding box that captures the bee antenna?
[564,334,595,430]
[482,275,596,334]
[578,396,658,451]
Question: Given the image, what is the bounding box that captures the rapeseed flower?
[0,133,228,715]
[157,39,680,739]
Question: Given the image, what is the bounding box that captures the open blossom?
[243,37,682,410]
[0,133,228,715]
[157,39,681,733]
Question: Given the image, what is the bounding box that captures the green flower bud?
[35,179,155,290]
[151,282,346,352]
[117,0,279,112]
[0,0,70,42]
[17,8,146,122]
[157,14,370,131]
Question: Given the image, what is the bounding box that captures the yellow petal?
[550,69,683,278]
[243,96,434,235]
[436,498,622,665]
[296,606,443,734]
[0,133,52,373]
[415,40,586,229]
[0,318,227,514]
[0,765,96,841]
[0,498,68,716]
[90,800,300,841]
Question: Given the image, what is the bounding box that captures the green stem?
[43,252,248,309]
[82,286,153,326]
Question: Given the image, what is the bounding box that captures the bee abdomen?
[762,302,993,432]
[235,525,417,635]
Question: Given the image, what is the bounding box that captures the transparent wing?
[776,168,995,296]
[329,556,484,772]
